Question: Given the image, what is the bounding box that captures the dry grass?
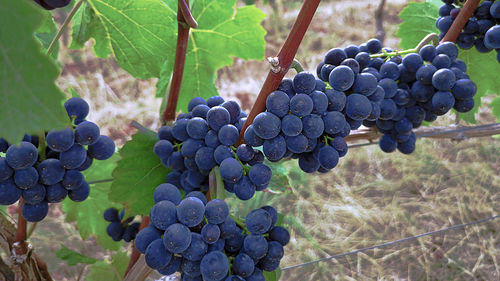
[25,0,500,280]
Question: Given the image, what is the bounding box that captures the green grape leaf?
[396,2,439,49]
[0,0,69,143]
[85,0,177,78]
[263,269,282,281]
[426,0,442,8]
[62,154,121,250]
[456,49,500,123]
[69,1,110,58]
[109,131,170,216]
[56,245,98,266]
[492,97,500,121]
[34,11,59,60]
[85,251,128,281]
[156,0,267,112]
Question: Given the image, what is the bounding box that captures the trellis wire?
[281,214,500,271]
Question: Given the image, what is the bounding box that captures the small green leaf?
[62,154,121,250]
[85,251,128,281]
[56,245,98,266]
[492,97,500,121]
[86,0,177,78]
[0,0,69,143]
[68,87,81,98]
[263,269,281,281]
[69,1,110,58]
[34,11,59,59]
[157,0,267,112]
[456,49,500,123]
[109,132,170,216]
[396,2,439,49]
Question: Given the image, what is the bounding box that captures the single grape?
[75,121,100,146]
[243,125,264,147]
[366,38,382,53]
[252,112,281,140]
[177,197,205,227]
[309,90,329,114]
[263,135,287,162]
[454,98,475,112]
[236,144,254,162]
[218,125,239,146]
[436,41,459,60]
[45,183,68,203]
[328,65,355,92]
[206,106,231,131]
[379,62,400,80]
[324,48,347,66]
[233,253,255,278]
[378,78,398,99]
[416,65,437,85]
[183,233,208,261]
[0,180,22,205]
[207,96,225,107]
[379,134,397,153]
[200,251,229,281]
[68,180,90,202]
[163,223,192,253]
[62,169,84,190]
[150,200,177,230]
[281,114,303,137]
[204,199,229,224]
[345,94,371,121]
[234,176,256,200]
[353,73,378,96]
[154,183,181,205]
[318,145,339,170]
[22,184,46,205]
[13,167,38,189]
[5,141,38,170]
[37,159,65,185]
[46,128,75,152]
[285,134,308,154]
[301,114,324,139]
[60,144,87,169]
[201,224,220,244]
[344,45,360,58]
[266,91,290,117]
[268,226,290,246]
[145,239,172,270]
[245,209,272,235]
[452,79,477,100]
[158,126,174,141]
[186,117,209,140]
[432,91,455,115]
[22,201,49,222]
[87,135,115,160]
[195,147,216,170]
[135,225,162,254]
[419,45,436,62]
[107,221,124,241]
[221,100,241,124]
[247,268,265,281]
[104,208,119,222]
[64,97,89,121]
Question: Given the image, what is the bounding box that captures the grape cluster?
[436,0,500,61]
[136,183,289,280]
[33,0,72,10]
[241,39,477,169]
[0,97,115,222]
[104,208,140,242]
[154,96,272,201]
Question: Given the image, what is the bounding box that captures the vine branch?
[162,0,195,122]
[441,0,481,43]
[46,0,84,55]
[237,0,321,145]
[13,199,27,258]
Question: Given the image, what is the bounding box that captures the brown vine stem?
[13,199,27,256]
[236,0,321,145]
[441,0,481,43]
[124,216,150,278]
[162,0,194,123]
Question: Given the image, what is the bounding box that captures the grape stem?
[290,59,305,73]
[441,0,481,43]
[369,33,440,59]
[236,0,321,145]
[124,216,150,277]
[46,0,85,56]
[162,0,195,122]
[13,199,28,261]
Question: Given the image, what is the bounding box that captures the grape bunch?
[104,208,140,242]
[136,183,289,280]
[154,96,272,201]
[436,0,500,61]
[0,97,115,222]
[316,39,476,154]
[33,0,72,10]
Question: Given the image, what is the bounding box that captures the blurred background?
[9,0,500,280]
